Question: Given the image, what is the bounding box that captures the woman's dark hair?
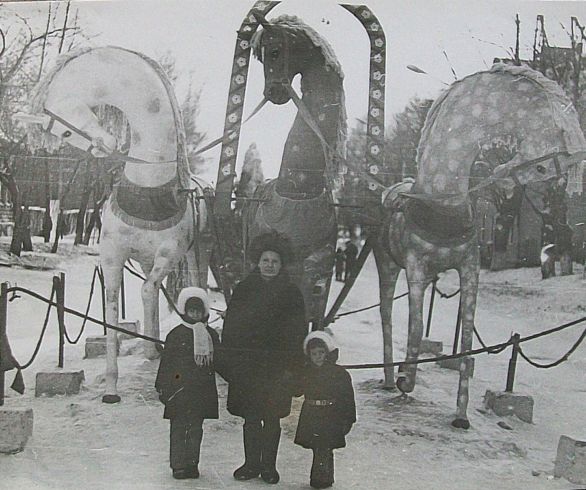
[248,231,293,266]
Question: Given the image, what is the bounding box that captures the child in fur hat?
[155,287,219,480]
[294,331,356,489]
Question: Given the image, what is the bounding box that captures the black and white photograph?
[1,0,586,488]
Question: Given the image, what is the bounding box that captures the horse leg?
[373,241,400,390]
[141,254,174,360]
[101,256,124,404]
[397,256,431,394]
[452,248,480,430]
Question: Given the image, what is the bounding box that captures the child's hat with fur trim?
[303,331,336,355]
[177,287,209,316]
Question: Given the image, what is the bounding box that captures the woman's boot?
[234,421,262,480]
[260,426,281,484]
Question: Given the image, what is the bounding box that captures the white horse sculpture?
[24,47,210,403]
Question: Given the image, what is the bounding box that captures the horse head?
[44,99,117,158]
[251,15,342,106]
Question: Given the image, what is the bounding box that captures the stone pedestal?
[437,357,475,377]
[420,339,443,356]
[85,336,119,358]
[483,390,533,423]
[0,408,33,453]
[554,435,586,484]
[35,370,85,397]
[117,320,141,341]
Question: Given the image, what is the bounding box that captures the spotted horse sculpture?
[374,63,586,429]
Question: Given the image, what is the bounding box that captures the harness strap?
[284,83,386,193]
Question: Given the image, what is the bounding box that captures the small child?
[294,331,356,489]
[155,287,219,480]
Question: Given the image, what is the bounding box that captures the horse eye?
[271,49,279,59]
[62,130,72,138]
[535,164,547,174]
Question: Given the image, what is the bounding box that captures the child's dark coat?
[294,361,356,449]
[155,325,220,420]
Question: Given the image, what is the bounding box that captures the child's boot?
[310,448,334,488]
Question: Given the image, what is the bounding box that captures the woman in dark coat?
[294,331,356,489]
[220,232,307,484]
[155,287,219,480]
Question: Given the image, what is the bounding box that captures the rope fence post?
[0,282,7,406]
[54,274,65,368]
[506,333,521,392]
[97,266,106,336]
[120,270,126,320]
[452,298,462,355]
[425,279,437,338]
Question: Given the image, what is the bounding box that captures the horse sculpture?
[373,63,586,429]
[242,15,347,328]
[25,47,210,403]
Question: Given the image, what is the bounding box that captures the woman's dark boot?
[234,422,262,480]
[260,426,281,484]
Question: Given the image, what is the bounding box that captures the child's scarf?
[184,320,214,366]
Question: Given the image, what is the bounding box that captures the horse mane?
[25,46,192,189]
[251,15,347,186]
[251,15,345,80]
[418,62,580,173]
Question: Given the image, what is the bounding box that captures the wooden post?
[425,279,437,338]
[323,238,373,327]
[55,274,65,368]
[0,282,7,406]
[98,267,106,336]
[120,270,126,320]
[452,298,462,355]
[506,333,521,392]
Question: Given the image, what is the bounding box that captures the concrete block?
[554,435,586,484]
[35,370,85,397]
[0,408,33,453]
[420,339,443,356]
[117,320,141,341]
[85,336,119,358]
[437,357,475,377]
[483,390,533,423]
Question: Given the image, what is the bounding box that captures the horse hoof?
[451,418,470,430]
[102,394,121,404]
[381,384,397,392]
[396,376,414,394]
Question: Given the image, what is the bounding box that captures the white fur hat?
[303,330,336,355]
[177,287,209,316]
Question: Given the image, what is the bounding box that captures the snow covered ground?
[1,237,586,489]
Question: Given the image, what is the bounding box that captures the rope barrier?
[517,325,586,368]
[61,266,99,345]
[333,291,408,320]
[433,284,460,299]
[15,284,57,370]
[7,285,164,345]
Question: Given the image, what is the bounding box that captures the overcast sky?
[7,0,586,182]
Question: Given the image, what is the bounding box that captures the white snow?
[1,237,585,489]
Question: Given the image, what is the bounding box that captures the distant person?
[155,287,220,480]
[294,331,356,489]
[344,241,358,282]
[334,248,345,282]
